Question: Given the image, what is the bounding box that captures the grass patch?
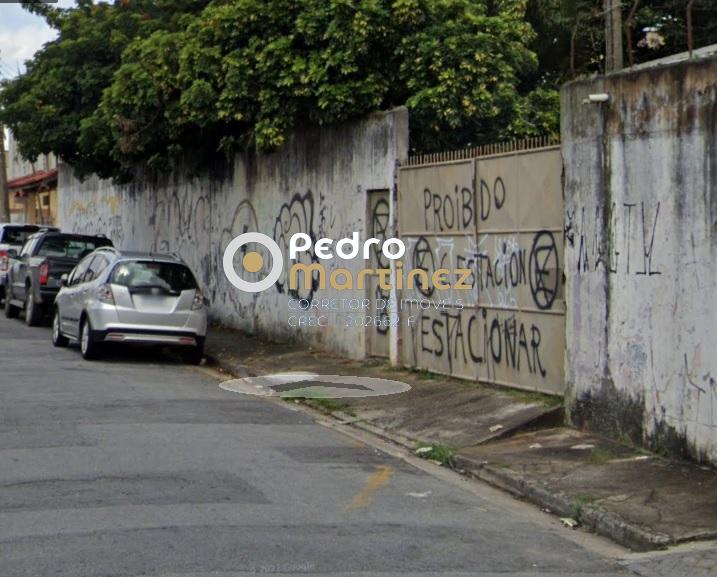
[303,397,356,416]
[381,364,444,380]
[574,493,596,506]
[588,446,622,465]
[415,443,456,467]
[571,494,597,522]
[280,391,356,416]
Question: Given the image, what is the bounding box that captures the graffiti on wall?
[273,190,319,301]
[477,231,560,312]
[370,195,391,338]
[61,138,563,392]
[404,306,549,380]
[68,196,125,247]
[478,177,506,222]
[402,234,479,303]
[565,200,662,276]
[398,148,564,394]
[422,185,476,232]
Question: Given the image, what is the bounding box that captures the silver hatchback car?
[52,248,208,363]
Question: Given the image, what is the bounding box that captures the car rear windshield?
[110,261,198,294]
[36,236,111,260]
[1,226,39,246]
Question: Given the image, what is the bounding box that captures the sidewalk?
[205,326,717,552]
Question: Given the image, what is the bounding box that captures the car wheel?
[4,289,19,319]
[25,288,43,326]
[181,343,204,365]
[52,309,69,348]
[80,317,101,360]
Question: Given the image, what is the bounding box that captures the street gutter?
[204,350,695,552]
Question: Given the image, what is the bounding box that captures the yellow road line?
[346,465,393,512]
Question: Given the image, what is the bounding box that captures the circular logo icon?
[223,232,284,293]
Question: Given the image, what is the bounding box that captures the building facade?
[5,129,58,225]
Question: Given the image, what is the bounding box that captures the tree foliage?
[96,0,547,175]
[1,0,212,178]
[525,0,717,82]
[3,0,715,181]
[1,0,550,180]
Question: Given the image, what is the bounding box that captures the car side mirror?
[60,273,69,287]
[6,248,17,259]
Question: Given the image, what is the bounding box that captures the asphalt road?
[0,315,638,577]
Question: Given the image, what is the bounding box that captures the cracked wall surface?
[562,55,717,464]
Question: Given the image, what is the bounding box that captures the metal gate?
[396,140,565,395]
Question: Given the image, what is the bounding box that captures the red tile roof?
[7,169,58,191]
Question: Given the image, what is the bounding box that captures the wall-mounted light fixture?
[583,93,610,104]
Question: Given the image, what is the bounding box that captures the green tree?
[626,0,717,65]
[525,0,717,81]
[1,2,143,177]
[2,0,558,181]
[1,0,211,179]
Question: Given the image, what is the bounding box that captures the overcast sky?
[0,1,75,79]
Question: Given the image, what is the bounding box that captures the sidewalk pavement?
[205,326,717,552]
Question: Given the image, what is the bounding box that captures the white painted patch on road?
[406,491,432,498]
[220,372,411,399]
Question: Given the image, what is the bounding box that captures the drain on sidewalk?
[220,372,411,399]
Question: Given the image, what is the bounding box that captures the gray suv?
[52,248,208,363]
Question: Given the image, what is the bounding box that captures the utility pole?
[0,124,9,222]
[604,0,624,72]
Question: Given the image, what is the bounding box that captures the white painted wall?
[6,129,56,180]
[562,57,717,464]
[59,108,408,360]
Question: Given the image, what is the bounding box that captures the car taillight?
[191,289,205,310]
[97,284,115,305]
[39,263,49,286]
[0,251,7,273]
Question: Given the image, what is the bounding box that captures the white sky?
[0,1,76,79]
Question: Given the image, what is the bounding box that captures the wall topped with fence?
[403,136,560,167]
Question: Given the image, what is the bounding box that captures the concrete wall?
[562,57,717,463]
[59,108,408,360]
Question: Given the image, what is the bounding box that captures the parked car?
[0,224,59,304]
[52,248,207,363]
[4,231,113,325]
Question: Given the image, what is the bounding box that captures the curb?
[206,349,674,552]
[451,454,673,552]
[204,353,252,378]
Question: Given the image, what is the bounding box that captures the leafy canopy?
[3,0,716,181]
[1,0,212,178]
[2,0,550,181]
[525,0,717,81]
